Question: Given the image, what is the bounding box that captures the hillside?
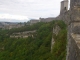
[0,20,67,60]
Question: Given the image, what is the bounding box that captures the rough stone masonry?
[59,0,80,60]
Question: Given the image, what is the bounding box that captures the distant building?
[10,30,36,38]
[40,17,55,22]
[2,23,24,29]
[30,19,40,25]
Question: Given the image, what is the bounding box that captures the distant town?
[0,17,56,29]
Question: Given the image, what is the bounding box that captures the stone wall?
[66,23,80,60]
[58,0,80,60]
[40,17,55,22]
[10,30,36,38]
[30,20,40,25]
[70,0,80,10]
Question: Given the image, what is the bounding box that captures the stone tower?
[60,0,68,14]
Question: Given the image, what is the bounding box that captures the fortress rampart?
[58,0,80,60]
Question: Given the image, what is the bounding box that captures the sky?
[0,0,70,22]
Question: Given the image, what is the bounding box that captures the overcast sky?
[0,0,70,22]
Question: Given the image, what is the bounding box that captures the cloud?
[0,0,70,22]
[0,14,29,20]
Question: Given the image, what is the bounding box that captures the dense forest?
[0,20,67,60]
